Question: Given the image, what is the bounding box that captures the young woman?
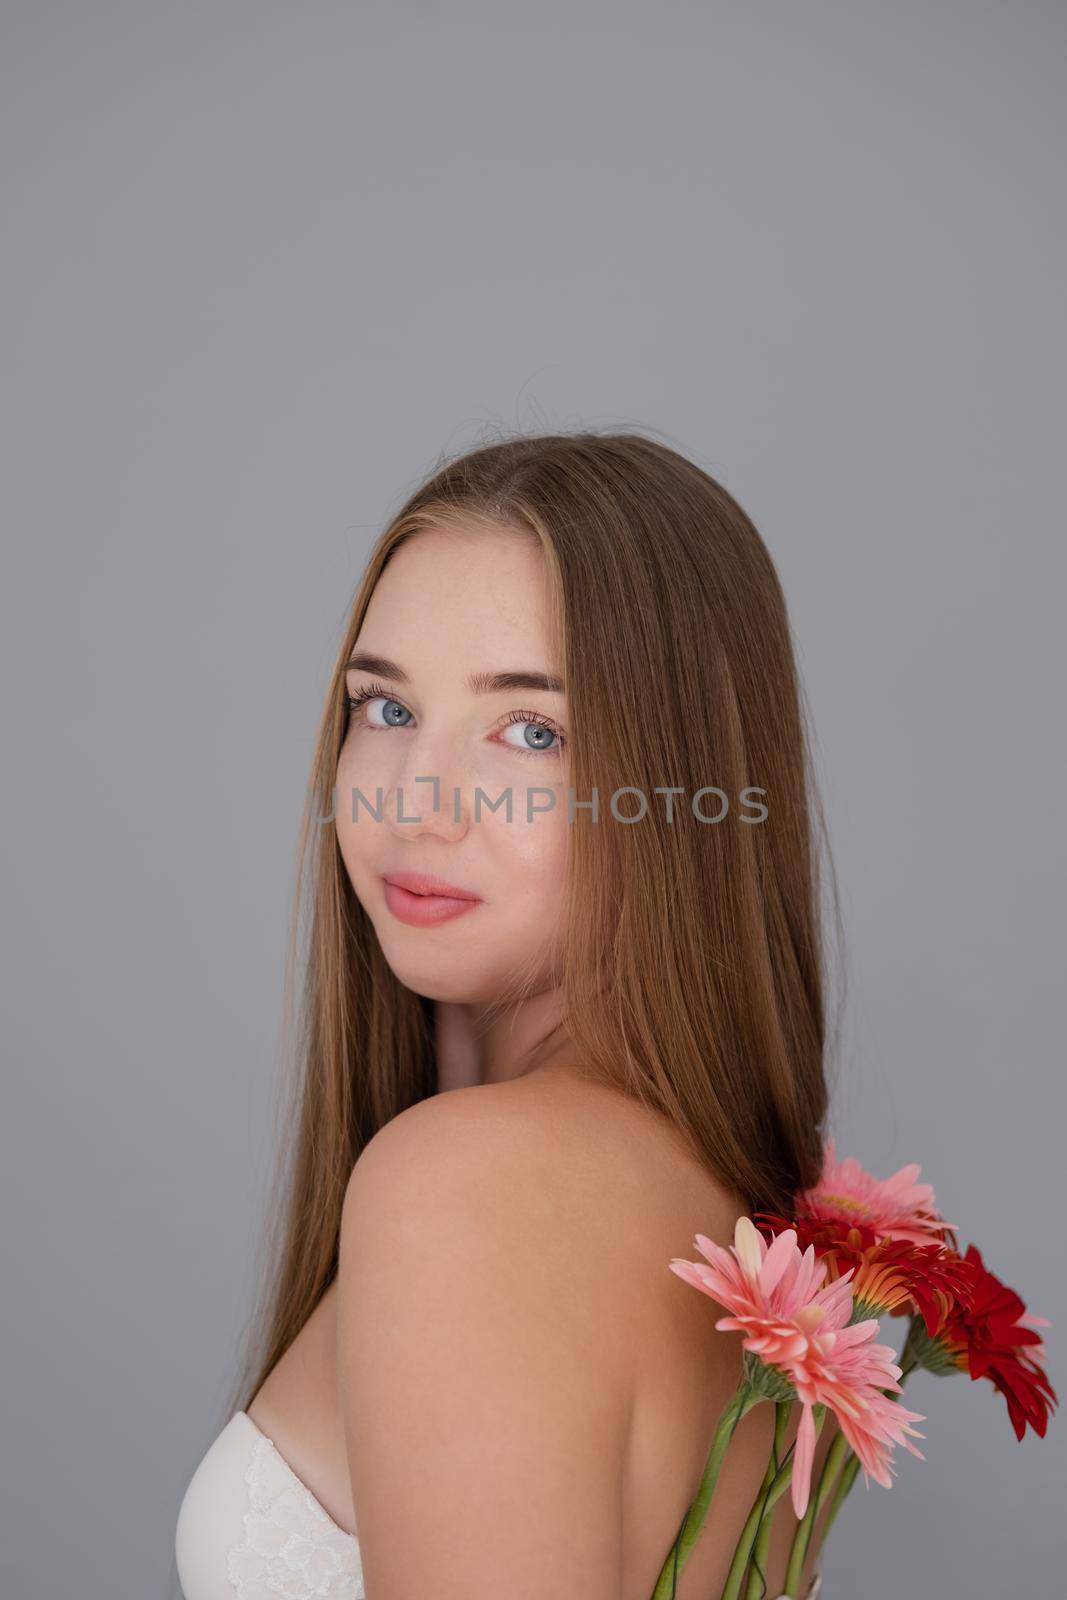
[175,431,841,1599]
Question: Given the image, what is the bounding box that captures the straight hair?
[222,428,844,1423]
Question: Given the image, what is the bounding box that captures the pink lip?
[380,871,484,928]
[383,871,481,900]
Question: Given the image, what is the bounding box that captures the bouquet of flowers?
[650,1139,1057,1600]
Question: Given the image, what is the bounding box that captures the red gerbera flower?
[923,1244,1058,1441]
[754,1212,973,1337]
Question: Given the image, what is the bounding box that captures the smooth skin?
[248,524,836,1598]
[333,521,572,1068]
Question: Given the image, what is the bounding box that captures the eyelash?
[344,679,567,757]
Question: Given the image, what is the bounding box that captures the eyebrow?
[345,651,565,696]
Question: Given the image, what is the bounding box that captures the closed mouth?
[381,872,482,901]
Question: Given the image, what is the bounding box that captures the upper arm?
[336,1090,631,1599]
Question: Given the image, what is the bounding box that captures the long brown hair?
[222,427,844,1422]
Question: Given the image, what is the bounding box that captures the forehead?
[355,524,558,665]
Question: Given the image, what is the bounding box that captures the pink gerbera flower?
[796,1136,953,1245]
[671,1216,926,1518]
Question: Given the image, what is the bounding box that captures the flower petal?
[759,1228,798,1298]
[735,1216,765,1280]
[792,1403,816,1519]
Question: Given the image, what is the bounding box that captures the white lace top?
[175,1411,365,1599]
[175,1410,822,1599]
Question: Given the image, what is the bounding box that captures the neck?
[434,984,572,1091]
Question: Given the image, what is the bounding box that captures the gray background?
[2,3,1063,1595]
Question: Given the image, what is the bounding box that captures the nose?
[382,738,472,846]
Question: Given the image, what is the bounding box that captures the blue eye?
[500,717,561,753]
[346,682,413,727]
[344,681,566,757]
[368,697,412,727]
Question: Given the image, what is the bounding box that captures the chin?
[389,964,500,1006]
[373,934,500,1005]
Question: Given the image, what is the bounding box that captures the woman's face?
[335,523,570,1006]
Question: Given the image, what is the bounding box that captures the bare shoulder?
[341,1060,742,1320]
[338,1064,661,1357]
[335,1069,634,1596]
[334,1065,745,1597]
[342,1062,589,1214]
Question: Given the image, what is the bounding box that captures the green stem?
[819,1449,859,1542]
[782,1426,850,1596]
[721,1408,825,1600]
[742,1402,792,1600]
[650,1383,761,1600]
[818,1342,921,1546]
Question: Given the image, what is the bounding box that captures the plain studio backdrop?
[1,3,1063,1595]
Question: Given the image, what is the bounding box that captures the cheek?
[332,745,377,878]
[336,727,394,799]
[485,789,570,927]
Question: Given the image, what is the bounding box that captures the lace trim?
[223,1429,821,1600]
[226,1433,365,1599]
